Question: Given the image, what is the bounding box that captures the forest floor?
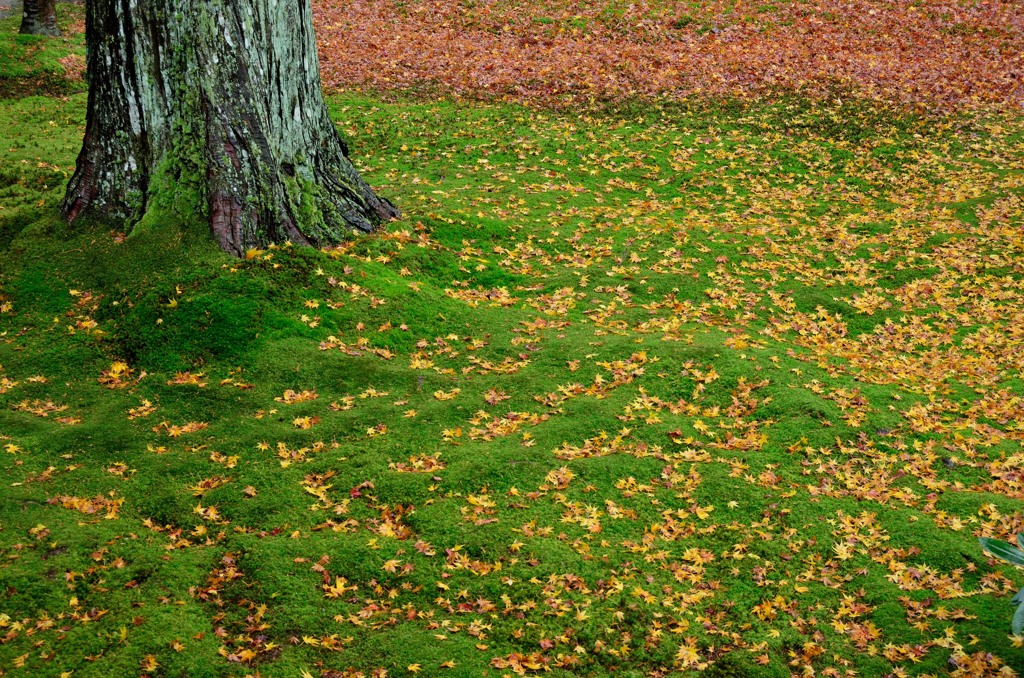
[0,4,20,22]
[2,3,1024,677]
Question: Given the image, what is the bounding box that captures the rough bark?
[20,0,61,37]
[61,0,398,256]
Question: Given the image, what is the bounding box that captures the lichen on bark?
[62,0,398,256]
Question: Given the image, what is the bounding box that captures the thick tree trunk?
[20,0,61,37]
[61,0,398,256]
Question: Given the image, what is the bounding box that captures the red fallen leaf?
[349,480,374,498]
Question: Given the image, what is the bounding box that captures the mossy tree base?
[61,0,398,256]
[19,0,60,37]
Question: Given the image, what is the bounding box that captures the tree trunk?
[20,0,61,37]
[61,0,398,256]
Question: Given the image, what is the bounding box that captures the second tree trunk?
[20,0,61,37]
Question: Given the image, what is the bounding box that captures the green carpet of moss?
[2,21,1024,678]
[0,4,85,98]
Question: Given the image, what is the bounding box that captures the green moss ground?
[2,9,1024,678]
[0,5,85,98]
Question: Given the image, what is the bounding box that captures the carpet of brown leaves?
[314,0,1023,110]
